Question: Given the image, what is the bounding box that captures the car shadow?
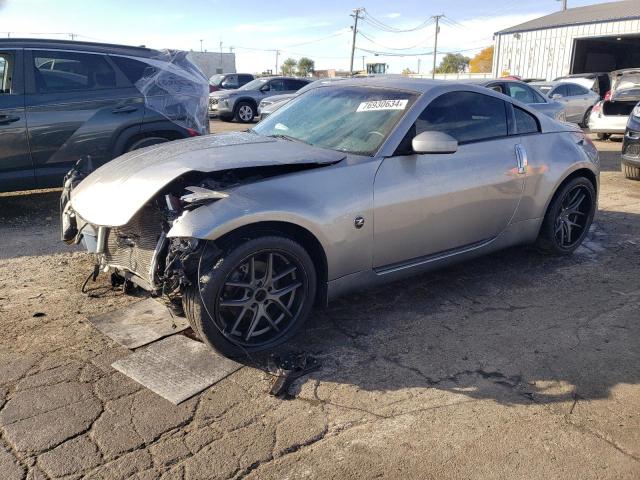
[0,189,80,260]
[267,211,640,407]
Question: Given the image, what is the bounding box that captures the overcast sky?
[0,0,617,74]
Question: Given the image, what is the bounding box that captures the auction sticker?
[356,99,408,112]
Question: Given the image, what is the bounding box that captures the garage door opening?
[571,34,640,74]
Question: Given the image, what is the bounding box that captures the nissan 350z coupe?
[62,78,599,356]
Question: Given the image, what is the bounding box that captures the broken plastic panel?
[135,50,209,135]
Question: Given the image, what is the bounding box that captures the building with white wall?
[492,1,640,80]
[186,51,236,79]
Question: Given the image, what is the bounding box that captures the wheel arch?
[234,97,259,112]
[209,221,329,306]
[540,166,598,229]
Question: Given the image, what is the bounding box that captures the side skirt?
[326,217,542,303]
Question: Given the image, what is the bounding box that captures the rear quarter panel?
[513,130,598,222]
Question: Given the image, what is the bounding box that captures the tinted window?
[285,79,308,90]
[552,84,569,97]
[33,51,116,93]
[222,74,238,87]
[238,74,253,84]
[567,84,589,96]
[269,79,286,91]
[416,91,508,144]
[111,56,153,84]
[514,106,539,134]
[508,84,535,103]
[487,83,505,94]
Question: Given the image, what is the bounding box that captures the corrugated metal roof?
[496,0,640,35]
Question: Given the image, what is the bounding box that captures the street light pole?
[349,7,364,75]
[275,50,280,74]
[432,15,443,79]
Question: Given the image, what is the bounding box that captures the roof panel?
[496,0,640,35]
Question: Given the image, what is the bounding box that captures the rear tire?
[536,177,596,255]
[581,107,592,128]
[126,136,169,152]
[623,162,640,180]
[596,133,610,141]
[182,236,317,357]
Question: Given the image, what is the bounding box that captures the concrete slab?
[111,335,242,404]
[88,298,189,349]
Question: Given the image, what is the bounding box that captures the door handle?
[0,115,21,125]
[515,144,528,175]
[112,105,138,114]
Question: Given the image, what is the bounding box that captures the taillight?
[592,102,602,113]
[604,90,611,101]
[209,85,219,93]
[186,128,200,137]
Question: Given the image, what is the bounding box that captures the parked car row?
[208,76,312,122]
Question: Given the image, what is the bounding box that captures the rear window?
[110,56,153,84]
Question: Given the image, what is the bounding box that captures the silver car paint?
[70,78,599,301]
[71,132,345,227]
[531,81,599,123]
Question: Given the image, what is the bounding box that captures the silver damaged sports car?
[62,77,600,356]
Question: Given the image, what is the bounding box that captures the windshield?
[209,74,225,85]
[239,78,268,91]
[536,85,553,94]
[612,72,640,100]
[253,86,417,155]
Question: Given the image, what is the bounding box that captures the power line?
[357,30,434,51]
[362,10,434,33]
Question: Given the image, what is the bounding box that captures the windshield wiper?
[268,134,310,145]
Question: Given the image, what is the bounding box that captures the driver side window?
[415,91,508,144]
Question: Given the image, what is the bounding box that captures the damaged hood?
[71,132,345,227]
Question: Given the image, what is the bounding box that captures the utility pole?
[275,50,280,74]
[349,7,364,75]
[362,55,365,71]
[199,39,203,52]
[431,15,443,79]
[417,58,421,75]
[70,33,76,40]
[219,41,223,72]
[559,0,568,10]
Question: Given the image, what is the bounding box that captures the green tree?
[281,58,297,76]
[297,57,315,77]
[401,68,415,76]
[434,53,470,74]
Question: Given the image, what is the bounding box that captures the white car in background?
[589,69,640,140]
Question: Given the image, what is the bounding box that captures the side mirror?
[412,131,458,154]
[551,93,562,99]
[260,85,270,92]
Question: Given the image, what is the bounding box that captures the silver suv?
[209,76,311,122]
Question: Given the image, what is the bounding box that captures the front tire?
[536,177,596,255]
[596,133,611,141]
[183,236,317,357]
[234,102,256,123]
[581,107,592,128]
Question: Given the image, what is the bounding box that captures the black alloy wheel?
[183,236,316,356]
[536,177,596,255]
[554,184,592,249]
